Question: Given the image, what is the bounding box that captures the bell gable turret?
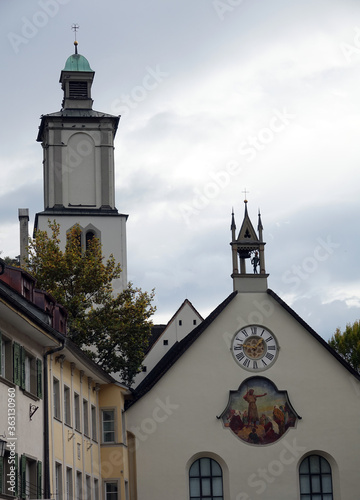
[230,199,268,292]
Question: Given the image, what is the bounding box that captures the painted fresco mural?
[220,377,299,445]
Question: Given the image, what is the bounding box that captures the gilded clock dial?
[231,325,278,371]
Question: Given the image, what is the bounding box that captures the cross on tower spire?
[71,23,80,54]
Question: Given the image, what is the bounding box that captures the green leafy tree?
[328,320,360,372]
[26,221,155,385]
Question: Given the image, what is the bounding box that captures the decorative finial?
[242,188,249,203]
[71,24,79,54]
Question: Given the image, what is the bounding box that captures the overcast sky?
[1,0,360,339]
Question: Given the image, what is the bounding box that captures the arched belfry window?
[299,455,333,500]
[86,230,95,250]
[189,457,223,500]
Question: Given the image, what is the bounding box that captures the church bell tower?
[35,39,127,291]
[230,199,268,292]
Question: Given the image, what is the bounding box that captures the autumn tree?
[26,221,155,385]
[328,320,360,373]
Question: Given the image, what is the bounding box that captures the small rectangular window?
[105,481,118,500]
[163,339,168,346]
[179,320,182,326]
[193,319,197,325]
[53,378,61,420]
[102,409,115,443]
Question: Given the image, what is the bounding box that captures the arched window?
[85,230,95,250]
[299,455,333,500]
[189,457,223,500]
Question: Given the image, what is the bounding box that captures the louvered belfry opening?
[69,81,88,99]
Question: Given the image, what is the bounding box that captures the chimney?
[18,208,29,268]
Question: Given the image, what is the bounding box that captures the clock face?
[231,325,278,371]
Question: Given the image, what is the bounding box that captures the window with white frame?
[0,333,12,380]
[299,455,333,500]
[105,481,118,500]
[53,378,61,420]
[102,409,115,443]
[64,386,71,426]
[189,457,223,500]
[24,351,36,393]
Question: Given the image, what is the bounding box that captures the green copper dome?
[63,53,93,72]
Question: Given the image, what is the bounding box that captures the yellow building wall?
[99,383,130,499]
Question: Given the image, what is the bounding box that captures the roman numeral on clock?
[265,352,274,361]
[236,353,245,362]
[243,359,250,368]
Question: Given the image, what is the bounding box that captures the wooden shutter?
[37,359,43,399]
[20,347,25,390]
[14,453,18,496]
[13,342,21,386]
[20,454,26,499]
[0,456,3,494]
[37,460,42,499]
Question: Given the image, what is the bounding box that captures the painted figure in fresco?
[273,405,285,435]
[229,410,244,433]
[243,389,267,426]
[248,427,260,444]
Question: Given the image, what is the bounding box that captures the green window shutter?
[13,342,21,385]
[0,331,2,376]
[20,454,26,499]
[14,453,18,496]
[20,346,25,390]
[37,359,43,399]
[0,456,3,494]
[37,460,42,499]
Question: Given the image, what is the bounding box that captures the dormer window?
[69,81,88,99]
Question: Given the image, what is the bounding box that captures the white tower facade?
[35,44,127,291]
